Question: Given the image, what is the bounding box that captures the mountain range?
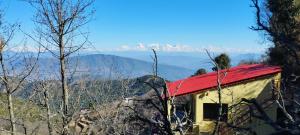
[94,51,264,71]
[35,54,194,81]
[5,51,264,81]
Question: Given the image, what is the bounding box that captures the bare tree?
[33,81,54,135]
[122,49,172,135]
[205,50,228,135]
[0,21,40,134]
[123,49,193,135]
[26,0,94,134]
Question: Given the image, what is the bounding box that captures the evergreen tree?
[251,0,300,83]
[212,53,231,71]
[191,68,207,77]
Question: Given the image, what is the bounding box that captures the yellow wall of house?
[189,73,281,135]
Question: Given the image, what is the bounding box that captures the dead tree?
[205,50,228,135]
[34,81,54,135]
[125,49,173,135]
[26,0,94,134]
[125,49,192,135]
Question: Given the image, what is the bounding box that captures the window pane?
[203,103,228,121]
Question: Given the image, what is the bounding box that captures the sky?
[2,0,268,54]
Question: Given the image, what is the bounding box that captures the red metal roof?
[166,64,281,97]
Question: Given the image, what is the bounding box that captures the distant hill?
[6,51,262,80]
[107,51,263,71]
[17,75,164,108]
[35,54,193,81]
[230,53,263,65]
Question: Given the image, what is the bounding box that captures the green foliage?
[262,0,300,81]
[212,53,231,71]
[0,94,44,122]
[191,68,207,77]
[267,46,286,66]
[238,59,260,65]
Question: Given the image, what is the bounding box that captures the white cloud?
[8,45,44,52]
[136,43,147,51]
[113,43,266,53]
[115,45,131,51]
[161,44,192,52]
[114,43,148,51]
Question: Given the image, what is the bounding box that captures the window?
[203,103,228,121]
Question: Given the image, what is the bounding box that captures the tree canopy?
[212,53,231,71]
[191,68,207,77]
[251,0,300,86]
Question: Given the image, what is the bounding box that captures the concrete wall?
[173,73,281,135]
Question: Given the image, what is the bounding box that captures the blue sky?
[2,0,267,53]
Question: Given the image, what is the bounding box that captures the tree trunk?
[7,93,16,135]
[59,31,69,134]
[1,46,16,135]
[57,1,69,134]
[44,89,53,135]
[60,43,69,134]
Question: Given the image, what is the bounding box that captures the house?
[166,64,282,135]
